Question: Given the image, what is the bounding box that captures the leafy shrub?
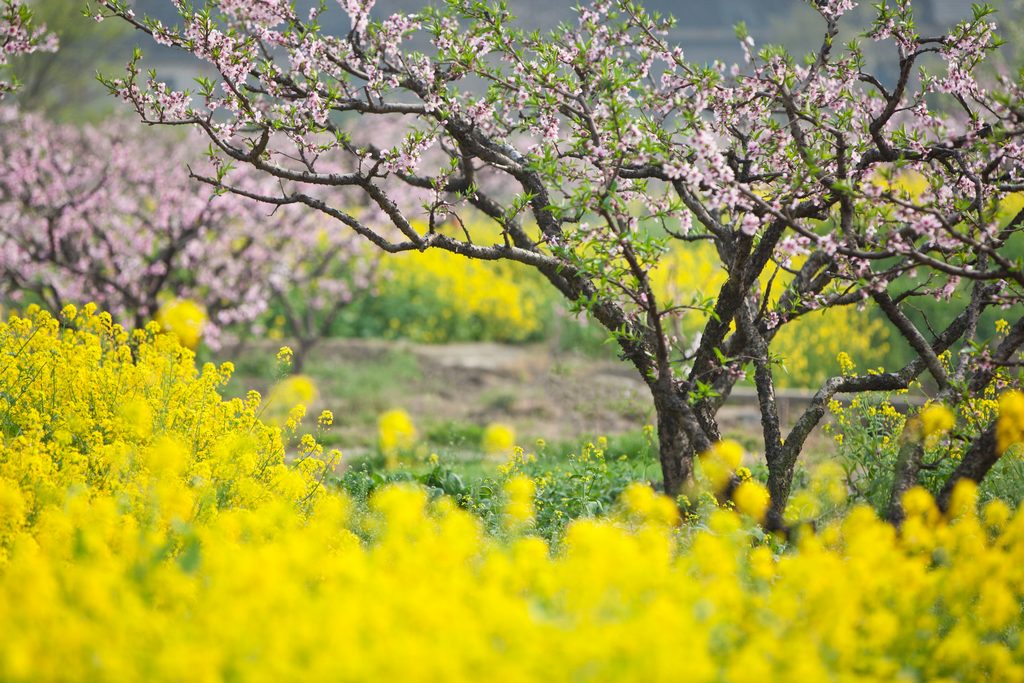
[339,236,896,386]
[825,349,1024,515]
[651,242,891,387]
[340,244,551,343]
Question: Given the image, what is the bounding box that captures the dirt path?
[227,337,840,451]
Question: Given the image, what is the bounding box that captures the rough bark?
[651,386,698,497]
[938,425,998,512]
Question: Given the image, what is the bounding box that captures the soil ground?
[223,337,828,457]
[226,338,651,449]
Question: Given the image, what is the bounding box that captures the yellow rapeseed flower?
[154,298,206,350]
[2,307,1024,682]
[836,351,855,376]
[378,409,417,465]
[503,474,536,530]
[482,422,516,455]
[379,243,546,342]
[119,395,154,440]
[733,480,770,522]
[920,403,955,440]
[996,390,1024,455]
[619,482,679,526]
[699,439,744,493]
[264,375,318,427]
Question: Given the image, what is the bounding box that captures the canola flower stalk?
[0,308,1023,681]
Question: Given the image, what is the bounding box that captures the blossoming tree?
[0,109,376,356]
[97,0,1024,525]
[0,0,56,99]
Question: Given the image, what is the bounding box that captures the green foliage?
[827,388,1024,515]
[334,431,661,542]
[979,455,1024,507]
[328,245,554,344]
[425,420,486,449]
[502,439,660,539]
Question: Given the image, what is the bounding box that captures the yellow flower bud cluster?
[276,345,294,366]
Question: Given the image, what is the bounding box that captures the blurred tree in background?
[7,0,127,119]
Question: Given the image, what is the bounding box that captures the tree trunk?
[765,451,796,521]
[886,437,924,525]
[291,337,317,374]
[938,424,998,512]
[651,387,695,497]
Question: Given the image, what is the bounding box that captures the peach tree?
[0,0,56,99]
[97,0,1024,526]
[0,109,376,355]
